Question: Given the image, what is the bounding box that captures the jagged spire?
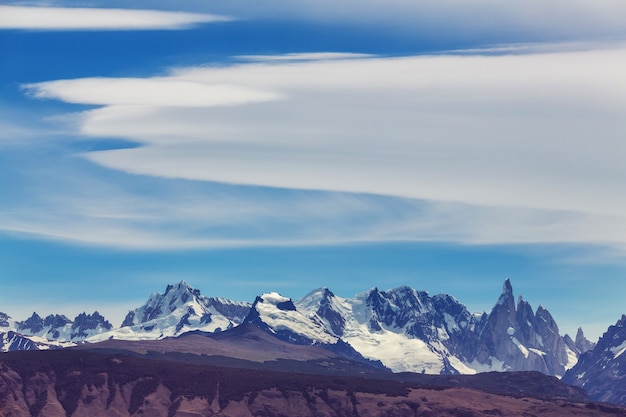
[496,278,515,307]
[503,278,513,295]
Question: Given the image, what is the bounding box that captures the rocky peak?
[44,314,72,329]
[0,312,11,328]
[165,280,200,299]
[574,327,595,353]
[18,312,45,334]
[71,311,113,339]
[473,279,571,376]
[496,279,515,309]
[122,280,204,327]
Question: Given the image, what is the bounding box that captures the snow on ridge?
[258,292,291,305]
[254,292,338,344]
[609,340,626,358]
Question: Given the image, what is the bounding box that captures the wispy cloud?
[13,46,626,250]
[0,5,232,31]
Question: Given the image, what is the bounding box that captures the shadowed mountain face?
[563,315,626,406]
[2,346,622,417]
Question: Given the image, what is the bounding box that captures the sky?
[1,0,625,341]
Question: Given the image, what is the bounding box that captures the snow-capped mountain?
[102,280,251,341]
[294,279,587,375]
[244,292,339,345]
[0,312,76,352]
[0,310,112,347]
[0,281,250,347]
[295,286,473,374]
[0,279,596,379]
[563,315,626,405]
[15,311,112,341]
[243,292,384,366]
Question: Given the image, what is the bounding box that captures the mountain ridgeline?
[0,280,595,378]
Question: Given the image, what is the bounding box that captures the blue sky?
[1,1,626,340]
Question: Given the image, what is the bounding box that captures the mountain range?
[0,280,594,373]
[2,279,625,405]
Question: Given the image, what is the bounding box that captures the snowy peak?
[244,292,339,345]
[116,281,251,339]
[122,280,202,326]
[295,287,348,337]
[14,311,109,342]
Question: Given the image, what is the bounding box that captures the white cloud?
[24,78,280,107]
[0,5,232,31]
[19,46,626,249]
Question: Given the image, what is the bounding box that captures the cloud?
[18,45,626,250]
[0,5,232,31]
[236,53,374,62]
[3,146,626,251]
[24,79,279,107]
[127,0,626,42]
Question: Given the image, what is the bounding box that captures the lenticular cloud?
[0,5,232,31]
[22,47,626,247]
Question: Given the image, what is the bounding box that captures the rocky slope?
[2,348,622,417]
[563,315,626,405]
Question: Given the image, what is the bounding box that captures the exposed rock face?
[473,280,571,376]
[1,349,620,417]
[563,315,626,406]
[71,312,113,339]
